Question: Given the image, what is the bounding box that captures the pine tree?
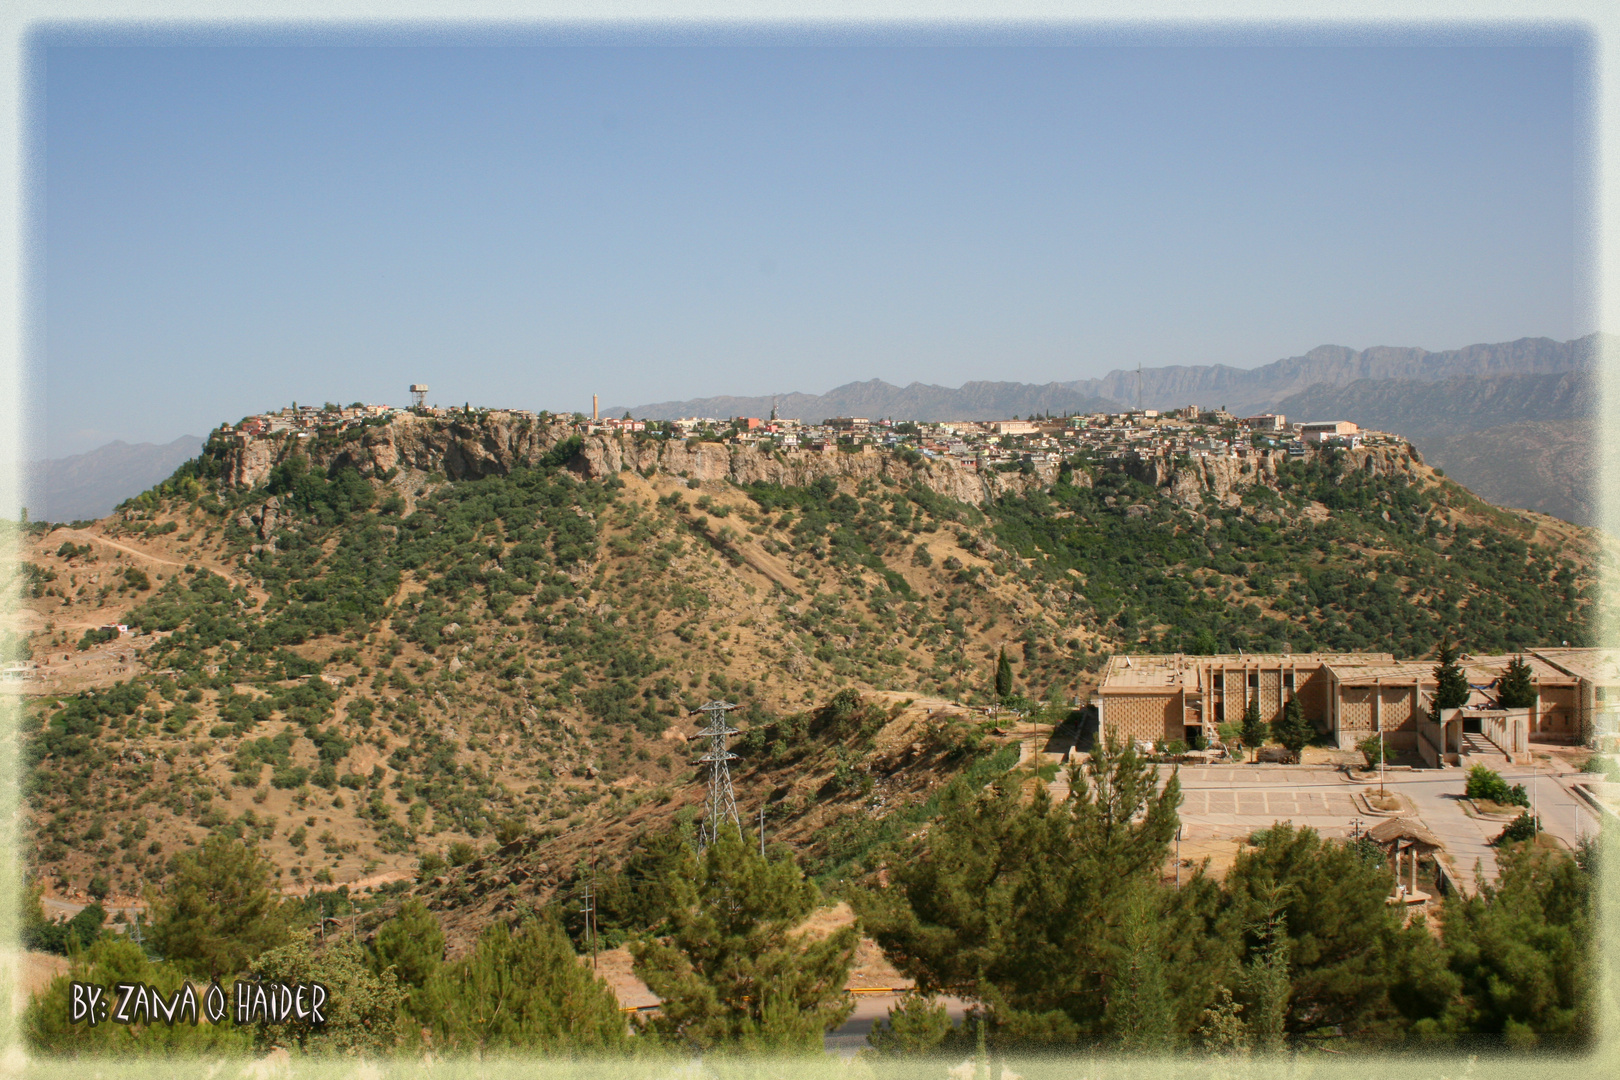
[995,647,1014,701]
[1241,906,1291,1053]
[1437,843,1592,1046]
[422,915,626,1052]
[371,898,445,1026]
[24,938,253,1056]
[146,835,293,979]
[631,823,857,1052]
[1497,655,1537,709]
[1270,698,1315,761]
[1105,880,1174,1051]
[1433,632,1471,710]
[858,736,1187,1048]
[1220,823,1407,1040]
[867,993,955,1055]
[372,898,444,990]
[1196,986,1248,1054]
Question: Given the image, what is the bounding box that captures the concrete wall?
[1416,712,1443,769]
[1482,708,1531,760]
[1296,669,1331,729]
[1101,693,1182,745]
[1533,685,1579,743]
[1339,686,1374,738]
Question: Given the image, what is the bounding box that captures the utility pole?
[1175,825,1182,889]
[589,880,602,971]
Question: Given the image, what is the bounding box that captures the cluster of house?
[592,408,1392,473]
[220,390,1388,476]
[1095,647,1620,762]
[223,402,398,444]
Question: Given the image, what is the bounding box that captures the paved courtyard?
[1161,759,1602,895]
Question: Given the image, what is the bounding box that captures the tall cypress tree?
[1270,698,1315,760]
[1433,633,1471,710]
[1241,698,1267,756]
[995,647,1014,701]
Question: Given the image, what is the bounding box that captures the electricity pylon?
[690,700,741,849]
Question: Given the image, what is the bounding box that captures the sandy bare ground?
[15,952,72,1015]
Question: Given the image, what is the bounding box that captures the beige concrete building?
[1528,648,1620,747]
[1300,420,1359,444]
[1096,652,1390,747]
[1322,659,1434,751]
[1096,647,1620,754]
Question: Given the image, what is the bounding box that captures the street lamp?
[1532,754,1539,837]
[1379,720,1386,798]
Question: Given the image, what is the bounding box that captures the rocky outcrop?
[233,496,281,540]
[1123,444,1419,507]
[212,412,1063,506]
[211,411,1419,510]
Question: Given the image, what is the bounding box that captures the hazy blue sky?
[37,42,1582,455]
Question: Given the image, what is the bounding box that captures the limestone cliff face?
[1123,444,1419,507]
[213,412,1064,506]
[212,412,1418,510]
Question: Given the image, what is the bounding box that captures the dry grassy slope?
[9,445,1597,923]
[11,469,1089,912]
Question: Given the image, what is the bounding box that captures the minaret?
[592,395,599,422]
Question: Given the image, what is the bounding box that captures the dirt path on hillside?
[47,527,247,589]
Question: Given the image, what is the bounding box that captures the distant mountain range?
[26,436,204,523]
[613,334,1600,422]
[612,379,1117,425]
[1417,421,1595,528]
[34,334,1605,528]
[1275,370,1596,525]
[615,333,1602,527]
[1273,369,1593,437]
[1058,335,1597,418]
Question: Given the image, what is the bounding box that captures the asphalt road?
[825,994,972,1057]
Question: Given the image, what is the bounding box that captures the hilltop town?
[219,391,1393,476]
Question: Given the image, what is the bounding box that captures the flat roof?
[1099,652,1394,692]
[1531,648,1620,686]
[1460,654,1578,685]
[1324,661,1436,685]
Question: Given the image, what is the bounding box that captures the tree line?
[26,735,1603,1059]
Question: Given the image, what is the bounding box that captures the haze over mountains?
[31,333,1604,527]
[616,334,1603,526]
[26,435,204,523]
[615,334,1599,422]
[1276,371,1595,525]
